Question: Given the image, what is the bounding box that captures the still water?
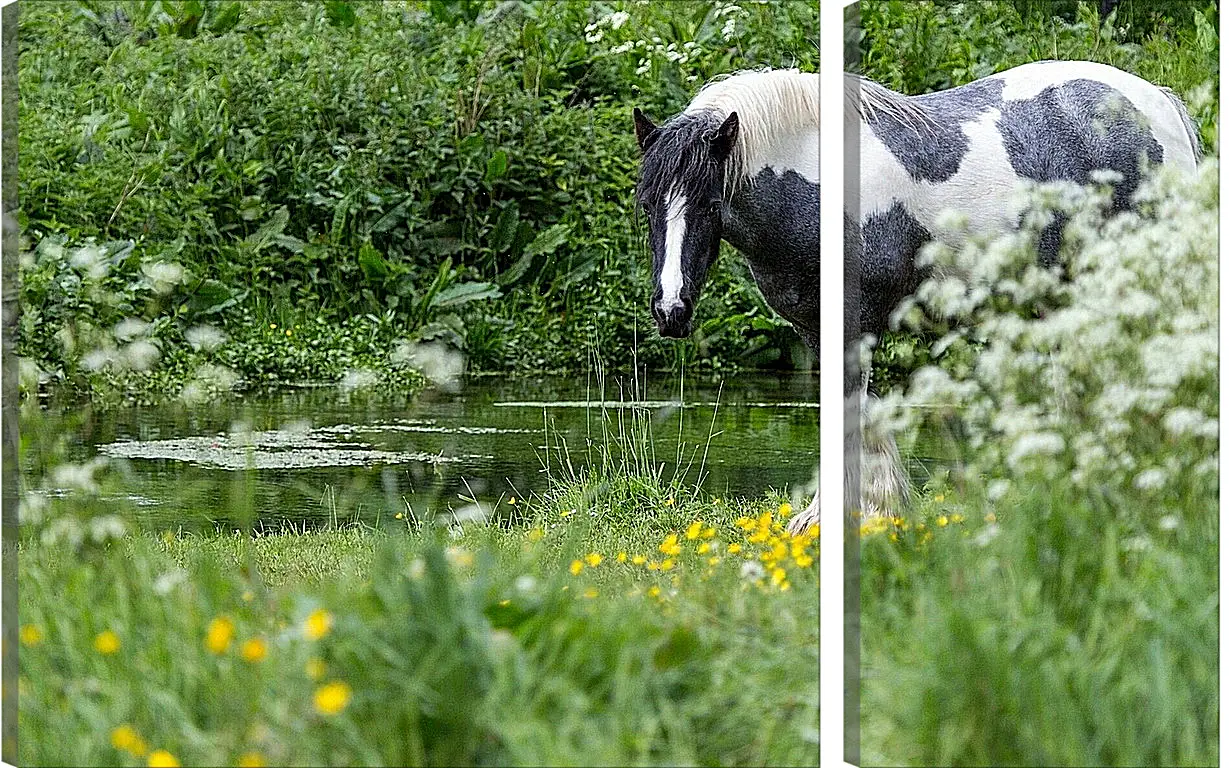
[37,372,818,531]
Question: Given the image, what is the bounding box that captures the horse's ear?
[634,108,659,152]
[710,111,740,162]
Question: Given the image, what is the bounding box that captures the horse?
[848,59,1202,518]
[632,68,820,534]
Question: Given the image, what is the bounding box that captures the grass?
[857,483,1217,767]
[17,473,819,767]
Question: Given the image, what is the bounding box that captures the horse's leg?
[786,491,819,535]
[858,369,910,517]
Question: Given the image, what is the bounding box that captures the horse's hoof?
[786,495,820,536]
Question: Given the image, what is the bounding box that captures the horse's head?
[633,107,740,338]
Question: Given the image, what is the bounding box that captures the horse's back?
[855,60,1201,338]
[986,60,1199,172]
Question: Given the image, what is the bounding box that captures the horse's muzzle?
[653,301,693,338]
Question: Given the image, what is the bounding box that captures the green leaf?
[498,221,572,286]
[370,197,412,234]
[430,281,502,308]
[273,234,306,253]
[324,1,357,28]
[490,204,519,253]
[521,222,572,260]
[245,206,289,252]
[186,279,243,316]
[484,150,507,183]
[358,242,389,280]
[208,3,242,34]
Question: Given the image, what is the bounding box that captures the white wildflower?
[113,318,148,342]
[185,324,227,352]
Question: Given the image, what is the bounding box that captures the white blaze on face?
[659,189,688,312]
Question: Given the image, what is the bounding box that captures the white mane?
[685,68,819,189]
[844,72,936,135]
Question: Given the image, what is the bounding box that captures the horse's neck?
[724,167,820,338]
[725,169,818,260]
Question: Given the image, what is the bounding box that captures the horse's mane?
[685,68,818,192]
[844,73,936,134]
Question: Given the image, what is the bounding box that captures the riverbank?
[17,482,820,766]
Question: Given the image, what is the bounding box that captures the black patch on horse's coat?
[996,79,1164,212]
[723,167,820,348]
[858,201,931,340]
[864,79,1005,183]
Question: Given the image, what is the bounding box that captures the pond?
[27,372,818,532]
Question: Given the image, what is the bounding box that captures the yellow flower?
[778,502,793,518]
[305,657,326,680]
[569,560,584,576]
[707,556,720,566]
[269,323,277,329]
[240,637,268,663]
[646,560,660,571]
[19,625,43,647]
[616,552,627,563]
[661,558,675,571]
[664,497,675,507]
[445,547,474,568]
[685,521,703,540]
[951,513,966,524]
[508,497,517,505]
[584,552,602,567]
[659,534,682,557]
[395,512,404,519]
[205,616,235,654]
[303,609,333,641]
[110,725,147,757]
[937,515,949,527]
[94,630,120,655]
[935,494,945,502]
[985,512,997,523]
[147,750,180,767]
[560,508,575,518]
[701,526,716,539]
[527,528,544,542]
[582,587,598,599]
[794,553,814,568]
[314,681,352,715]
[697,541,712,554]
[631,555,646,565]
[285,329,292,337]
[727,543,742,554]
[771,567,787,586]
[238,752,267,768]
[647,586,661,597]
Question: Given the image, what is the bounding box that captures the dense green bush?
[18,0,819,400]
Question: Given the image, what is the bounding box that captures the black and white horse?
[632,61,1201,533]
[633,69,819,534]
[849,59,1201,517]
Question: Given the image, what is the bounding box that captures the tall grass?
[859,154,1218,765]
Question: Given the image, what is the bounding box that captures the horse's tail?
[1160,86,1203,163]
